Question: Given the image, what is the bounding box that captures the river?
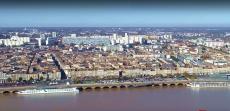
[0,87,230,111]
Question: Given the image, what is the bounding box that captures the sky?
[0,0,230,27]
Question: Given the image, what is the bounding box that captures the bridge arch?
[146,84,153,87]
[94,87,101,89]
[127,85,134,88]
[177,83,184,86]
[169,83,176,86]
[162,83,168,87]
[12,90,19,93]
[102,86,110,89]
[153,84,160,87]
[111,86,118,89]
[85,87,93,90]
[120,85,126,88]
[3,91,10,94]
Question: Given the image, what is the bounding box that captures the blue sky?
[0,6,230,27]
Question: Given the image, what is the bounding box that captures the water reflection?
[16,93,79,98]
[0,87,230,111]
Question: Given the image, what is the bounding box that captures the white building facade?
[110,33,144,45]
[0,36,30,46]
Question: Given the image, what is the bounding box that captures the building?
[204,40,225,49]
[62,36,111,46]
[0,72,10,83]
[40,34,46,39]
[35,38,42,47]
[177,55,193,64]
[46,37,49,45]
[161,34,172,40]
[110,33,144,45]
[52,32,57,37]
[46,37,58,46]
[102,45,124,52]
[0,36,30,47]
[0,39,4,45]
[70,34,77,37]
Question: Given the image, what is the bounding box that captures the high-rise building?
[110,33,144,45]
[34,38,42,47]
[52,32,57,37]
[204,40,225,49]
[40,34,45,39]
[113,33,117,40]
[46,37,59,46]
[0,36,30,46]
[70,34,76,37]
[46,37,49,45]
[15,32,19,36]
[62,36,111,46]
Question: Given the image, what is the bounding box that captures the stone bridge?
[71,80,189,90]
[0,86,37,94]
[0,80,190,94]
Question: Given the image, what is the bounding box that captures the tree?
[183,71,197,80]
[190,73,198,80]
[73,79,81,84]
[29,77,34,83]
[39,76,44,81]
[7,77,12,83]
[79,42,84,46]
[18,77,23,82]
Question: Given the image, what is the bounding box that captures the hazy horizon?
[0,0,230,27]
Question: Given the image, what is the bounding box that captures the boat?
[187,81,230,88]
[187,83,200,88]
[16,87,79,95]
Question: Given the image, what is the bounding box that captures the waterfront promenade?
[66,67,230,79]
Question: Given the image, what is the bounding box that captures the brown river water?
[0,87,230,111]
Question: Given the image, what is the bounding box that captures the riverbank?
[0,80,189,94]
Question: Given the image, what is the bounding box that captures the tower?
[52,32,57,37]
[46,37,49,45]
[38,38,41,47]
[125,33,129,45]
[35,38,42,47]
[113,33,117,40]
